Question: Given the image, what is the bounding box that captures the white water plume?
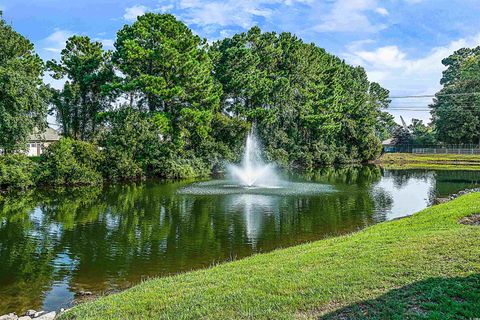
[227,131,279,188]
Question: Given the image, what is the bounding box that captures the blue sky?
[2,0,480,123]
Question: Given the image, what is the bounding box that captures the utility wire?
[389,92,480,99]
[389,105,480,110]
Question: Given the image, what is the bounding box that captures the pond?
[1,166,480,314]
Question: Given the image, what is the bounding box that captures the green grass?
[379,163,480,171]
[378,153,480,164]
[60,193,480,320]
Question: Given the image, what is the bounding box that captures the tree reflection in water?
[1,166,480,314]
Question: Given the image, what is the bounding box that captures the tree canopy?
[431,46,480,145]
[113,13,221,116]
[47,36,115,140]
[1,13,398,184]
[210,27,391,166]
[0,13,50,153]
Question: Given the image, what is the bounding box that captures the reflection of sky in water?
[43,281,73,311]
[43,252,77,311]
[225,194,278,246]
[2,168,480,315]
[372,172,434,220]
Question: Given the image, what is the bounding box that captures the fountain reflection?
[225,194,277,247]
[2,167,480,314]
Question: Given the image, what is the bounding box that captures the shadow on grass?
[320,274,480,320]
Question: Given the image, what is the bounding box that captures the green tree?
[113,13,221,117]
[408,119,436,146]
[375,111,397,142]
[37,138,104,186]
[392,126,413,146]
[100,107,163,180]
[0,154,36,190]
[47,36,115,141]
[369,82,395,141]
[210,27,389,167]
[431,46,480,145]
[0,13,50,153]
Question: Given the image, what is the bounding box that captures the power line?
[390,92,480,99]
[388,104,480,109]
[386,105,480,113]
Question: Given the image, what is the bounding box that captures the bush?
[102,150,144,181]
[0,154,36,190]
[37,138,103,186]
[152,155,210,179]
[312,142,335,166]
[100,108,162,181]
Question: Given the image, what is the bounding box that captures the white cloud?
[313,0,386,33]
[158,0,312,30]
[343,33,480,122]
[375,7,389,16]
[43,29,72,53]
[158,4,174,12]
[355,46,407,69]
[175,0,274,28]
[346,33,480,87]
[123,5,148,21]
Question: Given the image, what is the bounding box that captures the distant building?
[382,138,395,153]
[27,127,61,156]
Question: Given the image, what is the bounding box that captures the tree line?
[391,46,480,147]
[0,12,398,190]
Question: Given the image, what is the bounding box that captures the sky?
[1,0,480,124]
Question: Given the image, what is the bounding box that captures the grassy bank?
[60,193,480,319]
[379,162,480,171]
[377,153,480,169]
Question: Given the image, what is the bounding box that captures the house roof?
[29,127,61,142]
[382,138,394,146]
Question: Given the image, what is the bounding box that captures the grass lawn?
[377,153,480,168]
[60,193,480,320]
[378,163,480,171]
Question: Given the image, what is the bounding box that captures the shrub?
[0,154,36,190]
[152,155,210,179]
[312,142,335,166]
[102,150,144,181]
[266,146,289,168]
[100,108,162,181]
[37,138,103,186]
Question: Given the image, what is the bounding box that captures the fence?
[412,148,480,155]
[384,144,480,154]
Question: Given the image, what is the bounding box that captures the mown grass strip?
[378,153,480,165]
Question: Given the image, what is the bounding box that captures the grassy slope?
[61,194,480,320]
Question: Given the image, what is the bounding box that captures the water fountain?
[227,131,279,188]
[179,130,334,196]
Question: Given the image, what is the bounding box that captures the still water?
[1,166,480,314]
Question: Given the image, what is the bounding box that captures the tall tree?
[112,13,221,117]
[431,46,480,145]
[210,27,390,166]
[408,119,436,146]
[0,13,50,153]
[47,36,115,140]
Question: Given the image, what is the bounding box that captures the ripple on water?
[178,180,335,196]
